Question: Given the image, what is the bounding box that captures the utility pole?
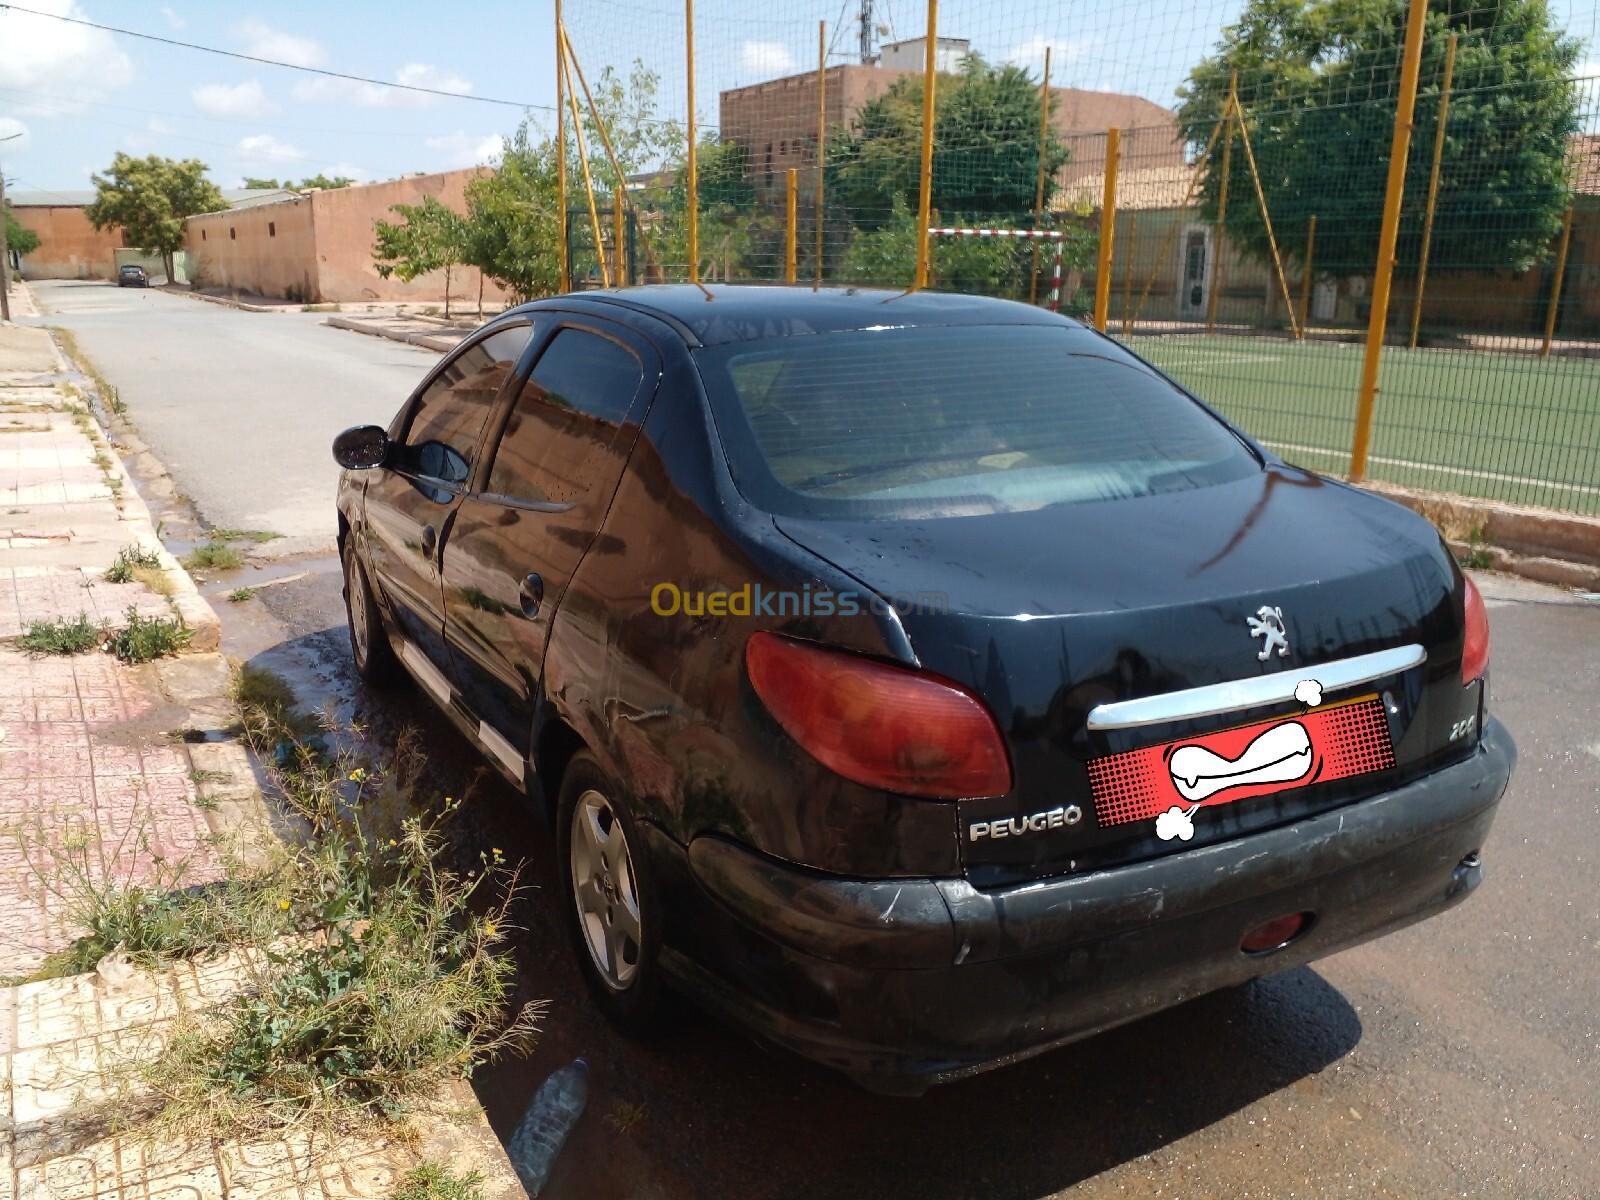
[859,0,875,64]
[0,131,19,324]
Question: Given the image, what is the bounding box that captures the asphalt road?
[27,280,438,555]
[40,280,1600,1199]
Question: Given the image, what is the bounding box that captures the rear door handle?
[519,573,544,619]
[420,525,437,558]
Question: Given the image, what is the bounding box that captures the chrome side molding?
[1086,644,1426,732]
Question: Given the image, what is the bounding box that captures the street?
[30,281,439,557]
[31,280,1600,1200]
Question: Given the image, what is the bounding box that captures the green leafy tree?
[648,138,770,280]
[5,202,42,258]
[86,153,226,284]
[842,196,1094,300]
[828,55,1069,230]
[372,196,469,316]
[461,123,563,302]
[241,177,283,189]
[1178,0,1582,278]
[296,173,355,190]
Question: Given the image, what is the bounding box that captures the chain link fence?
[550,0,1600,515]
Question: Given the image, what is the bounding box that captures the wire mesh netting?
[551,0,1600,515]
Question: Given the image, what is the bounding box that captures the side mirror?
[332,425,389,470]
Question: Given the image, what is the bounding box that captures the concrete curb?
[45,335,224,654]
[158,286,282,314]
[1359,481,1600,589]
[324,314,460,353]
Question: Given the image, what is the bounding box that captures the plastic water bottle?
[507,1057,589,1196]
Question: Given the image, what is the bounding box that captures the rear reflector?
[745,632,1012,800]
[1461,575,1490,685]
[1240,911,1312,955]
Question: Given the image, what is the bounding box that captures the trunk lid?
[776,466,1479,885]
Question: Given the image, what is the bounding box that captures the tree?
[1177,0,1582,279]
[241,177,283,189]
[86,153,226,284]
[5,202,41,259]
[828,55,1069,230]
[296,173,355,191]
[372,196,469,315]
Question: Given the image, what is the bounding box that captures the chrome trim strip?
[1086,643,1426,731]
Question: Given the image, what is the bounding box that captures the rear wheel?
[557,752,662,1033]
[343,543,398,686]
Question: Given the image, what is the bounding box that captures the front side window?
[401,323,533,484]
[694,324,1258,518]
[487,328,644,506]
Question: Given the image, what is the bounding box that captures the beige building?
[10,188,292,280]
[183,168,508,304]
[719,38,1185,201]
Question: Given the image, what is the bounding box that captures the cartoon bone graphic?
[1155,681,1325,842]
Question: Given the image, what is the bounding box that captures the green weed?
[228,587,259,603]
[18,613,103,655]
[183,542,245,572]
[389,1164,485,1200]
[105,544,162,584]
[211,528,282,545]
[106,608,193,663]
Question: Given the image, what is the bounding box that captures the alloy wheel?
[569,788,643,990]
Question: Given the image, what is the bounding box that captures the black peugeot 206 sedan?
[333,285,1514,1094]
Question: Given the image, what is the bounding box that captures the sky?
[2,0,1597,195]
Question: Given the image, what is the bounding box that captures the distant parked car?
[117,265,149,288]
[332,285,1513,1095]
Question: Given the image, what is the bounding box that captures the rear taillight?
[745,632,1012,799]
[1461,575,1489,684]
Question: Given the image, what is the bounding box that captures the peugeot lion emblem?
[1248,605,1289,661]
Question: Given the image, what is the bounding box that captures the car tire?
[556,751,663,1035]
[342,542,399,686]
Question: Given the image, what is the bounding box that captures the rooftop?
[8,187,297,209]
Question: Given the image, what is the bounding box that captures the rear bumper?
[673,717,1514,1091]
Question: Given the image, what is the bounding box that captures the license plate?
[1086,695,1394,842]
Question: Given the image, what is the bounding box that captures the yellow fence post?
[785,169,798,283]
[815,20,827,290]
[685,0,698,285]
[1350,0,1430,483]
[1094,127,1120,332]
[912,0,939,290]
[1232,97,1300,340]
[1029,46,1052,305]
[1409,32,1457,350]
[614,187,627,287]
[560,36,609,289]
[1541,205,1575,357]
[1206,74,1236,334]
[555,0,568,293]
[1299,214,1317,332]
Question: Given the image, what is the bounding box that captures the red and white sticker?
[1087,694,1394,842]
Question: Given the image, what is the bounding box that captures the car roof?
[517,284,1075,347]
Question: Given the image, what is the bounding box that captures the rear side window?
[400,323,532,483]
[487,329,644,506]
[694,325,1257,518]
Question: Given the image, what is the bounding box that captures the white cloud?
[292,63,472,109]
[237,133,305,164]
[192,80,276,118]
[739,40,797,77]
[235,19,326,69]
[1007,35,1099,74]
[0,0,134,115]
[159,6,186,30]
[425,131,503,168]
[0,117,32,152]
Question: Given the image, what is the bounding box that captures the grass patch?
[227,587,259,603]
[211,528,282,545]
[133,565,175,596]
[106,608,193,663]
[18,612,103,655]
[105,543,163,584]
[389,1163,485,1200]
[182,542,245,572]
[50,326,125,417]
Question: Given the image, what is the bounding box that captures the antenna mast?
[859,0,875,63]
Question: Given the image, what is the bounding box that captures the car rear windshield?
[693,324,1259,519]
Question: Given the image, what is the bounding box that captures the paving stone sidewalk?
[0,306,524,1199]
